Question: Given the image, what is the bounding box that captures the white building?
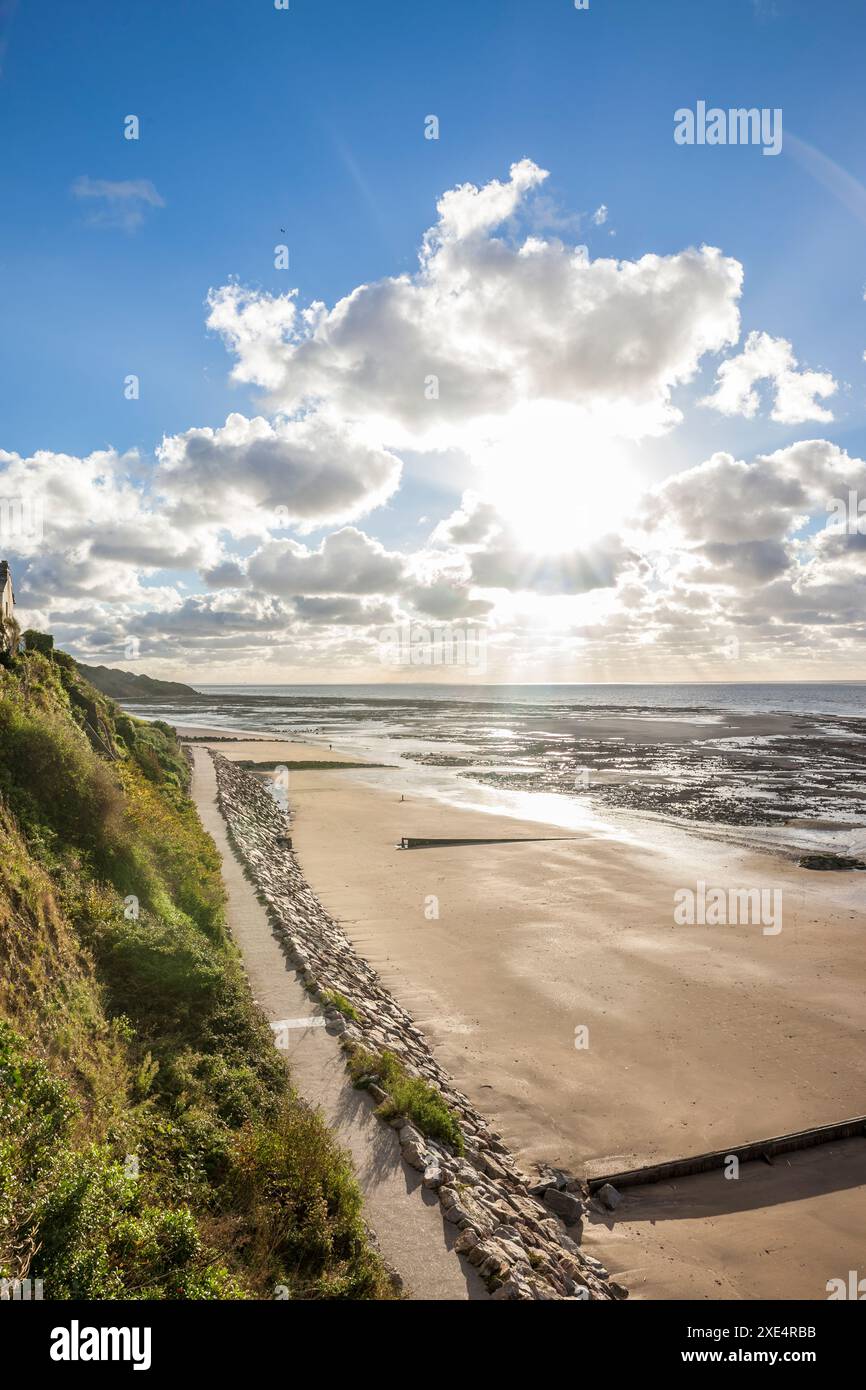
[0,561,14,622]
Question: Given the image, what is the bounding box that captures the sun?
[471,403,639,552]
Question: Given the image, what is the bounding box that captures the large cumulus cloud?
[156,411,402,532]
[246,527,406,597]
[642,440,866,551]
[0,445,208,606]
[206,160,744,444]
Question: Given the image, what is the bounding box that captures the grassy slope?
[0,641,391,1300]
[73,660,200,701]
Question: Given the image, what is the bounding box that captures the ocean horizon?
[179,681,866,718]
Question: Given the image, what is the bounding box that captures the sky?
[1,0,865,683]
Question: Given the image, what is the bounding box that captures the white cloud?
[469,538,634,596]
[0,445,208,606]
[642,440,864,548]
[636,440,866,615]
[432,492,501,547]
[403,579,492,620]
[156,411,402,533]
[293,595,397,626]
[8,435,863,675]
[71,177,165,231]
[206,284,299,392]
[701,330,837,423]
[247,527,406,598]
[206,161,743,445]
[432,491,635,597]
[431,157,548,242]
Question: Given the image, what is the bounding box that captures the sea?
[123,683,866,861]
[131,680,866,725]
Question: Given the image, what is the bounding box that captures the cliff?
[74,662,201,701]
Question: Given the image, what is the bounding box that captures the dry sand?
[285,765,865,1174]
[179,726,866,1299]
[582,1138,866,1301]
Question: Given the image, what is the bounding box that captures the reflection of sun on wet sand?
[174,723,866,1300]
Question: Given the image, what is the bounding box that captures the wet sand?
[516,712,805,742]
[176,725,866,1299]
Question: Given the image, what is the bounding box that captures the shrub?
[320,990,360,1023]
[22,629,53,655]
[0,648,393,1300]
[228,1100,393,1299]
[347,1047,464,1153]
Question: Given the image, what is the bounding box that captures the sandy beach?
[176,725,866,1299]
[581,1136,866,1301]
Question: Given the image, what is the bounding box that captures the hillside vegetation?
[0,638,391,1300]
[73,660,200,701]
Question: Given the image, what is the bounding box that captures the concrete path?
[190,748,486,1301]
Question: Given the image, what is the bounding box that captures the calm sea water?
[191,682,864,717]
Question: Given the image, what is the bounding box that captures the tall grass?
[0,644,393,1299]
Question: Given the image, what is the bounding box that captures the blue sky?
[1,0,865,680]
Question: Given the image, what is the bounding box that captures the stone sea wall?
[212,751,625,1302]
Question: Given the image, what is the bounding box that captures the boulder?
[596,1182,622,1211]
[454,1228,480,1254]
[490,1276,529,1301]
[543,1188,586,1225]
[443,1202,473,1226]
[401,1137,430,1172]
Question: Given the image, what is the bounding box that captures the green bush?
[22,629,53,655]
[0,648,392,1300]
[348,1047,464,1153]
[0,699,126,874]
[320,990,360,1022]
[229,1100,392,1299]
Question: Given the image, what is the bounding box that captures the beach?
[175,722,866,1299]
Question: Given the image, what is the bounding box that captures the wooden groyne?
[397,835,578,850]
[587,1114,866,1192]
